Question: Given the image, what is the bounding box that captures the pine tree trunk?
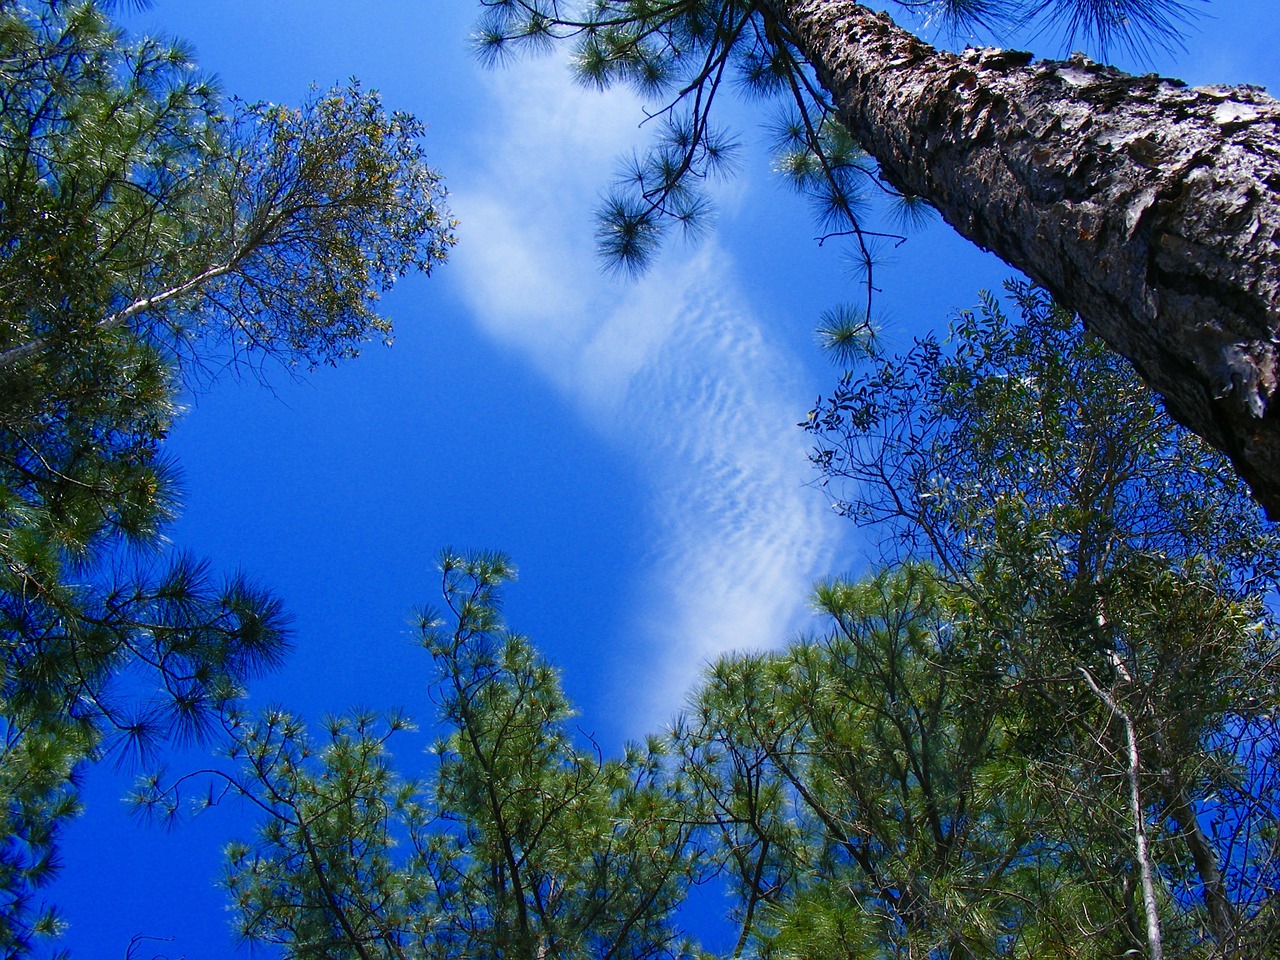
[768,0,1280,514]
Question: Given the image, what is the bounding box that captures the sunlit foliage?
[156,285,1280,960]
[0,2,454,951]
[139,552,705,960]
[805,283,1280,956]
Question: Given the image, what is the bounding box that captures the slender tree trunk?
[1166,778,1237,947]
[0,258,239,373]
[1119,707,1165,960]
[1080,666,1164,960]
[768,0,1280,514]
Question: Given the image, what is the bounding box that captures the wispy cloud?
[449,61,852,733]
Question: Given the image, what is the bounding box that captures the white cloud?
[609,258,840,729]
[449,60,851,734]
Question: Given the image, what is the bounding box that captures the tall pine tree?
[472,0,1280,512]
[0,2,455,950]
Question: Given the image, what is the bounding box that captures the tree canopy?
[0,1,454,951]
[138,552,705,960]
[803,282,1280,958]
[161,285,1280,960]
[5,1,1279,956]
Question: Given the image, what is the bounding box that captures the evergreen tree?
[178,286,1280,959]
[0,1,455,951]
[676,565,1131,959]
[805,283,1280,957]
[470,0,1280,514]
[148,285,1280,960]
[140,552,704,960]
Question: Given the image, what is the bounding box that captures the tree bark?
[768,0,1280,515]
[1171,785,1237,946]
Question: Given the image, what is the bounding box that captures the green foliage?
[181,82,454,372]
[164,285,1280,959]
[0,721,86,957]
[0,1,454,379]
[218,708,421,959]
[675,565,1109,959]
[806,282,1280,956]
[0,1,455,952]
[149,552,704,960]
[812,303,876,367]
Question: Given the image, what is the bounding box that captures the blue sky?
[45,0,1280,955]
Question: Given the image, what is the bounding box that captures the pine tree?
[805,282,1280,957]
[470,0,1280,513]
[140,552,704,960]
[676,565,1132,959]
[180,302,1280,955]
[0,2,455,951]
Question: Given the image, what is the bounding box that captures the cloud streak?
[449,62,851,733]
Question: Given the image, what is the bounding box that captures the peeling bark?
[769,0,1280,515]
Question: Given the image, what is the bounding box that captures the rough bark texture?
[771,0,1280,515]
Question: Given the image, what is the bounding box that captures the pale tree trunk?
[768,0,1280,515]
[0,258,239,373]
[1080,665,1165,960]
